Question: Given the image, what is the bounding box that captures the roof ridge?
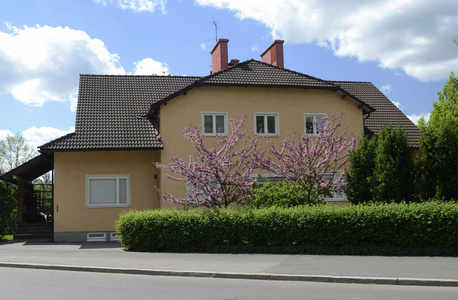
[79,74,202,79]
[198,59,337,88]
[331,80,373,84]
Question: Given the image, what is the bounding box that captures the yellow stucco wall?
[54,150,160,232]
[158,86,364,208]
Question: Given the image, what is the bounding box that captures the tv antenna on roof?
[213,18,218,42]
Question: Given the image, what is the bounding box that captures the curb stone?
[1,262,458,287]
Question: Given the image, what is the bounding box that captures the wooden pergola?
[0,153,54,223]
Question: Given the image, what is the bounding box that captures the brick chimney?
[260,40,284,68]
[210,39,229,73]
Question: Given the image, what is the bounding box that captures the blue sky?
[0,0,457,149]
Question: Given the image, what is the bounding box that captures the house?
[1,39,420,242]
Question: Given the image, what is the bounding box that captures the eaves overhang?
[0,153,54,184]
[148,81,375,116]
[39,146,164,153]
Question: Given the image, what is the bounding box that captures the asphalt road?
[2,267,458,300]
[1,241,458,281]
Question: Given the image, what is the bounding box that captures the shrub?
[0,180,16,235]
[117,201,458,256]
[246,181,325,208]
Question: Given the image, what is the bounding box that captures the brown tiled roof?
[40,75,198,151]
[152,60,374,114]
[333,81,421,147]
[201,59,336,87]
[40,62,419,151]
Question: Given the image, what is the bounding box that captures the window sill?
[202,133,228,137]
[255,133,280,137]
[325,198,347,202]
[86,204,130,208]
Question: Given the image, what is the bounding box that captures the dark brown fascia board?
[149,81,375,115]
[40,146,164,153]
[148,81,203,116]
[147,59,375,115]
[334,88,375,114]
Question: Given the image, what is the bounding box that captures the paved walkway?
[1,240,458,287]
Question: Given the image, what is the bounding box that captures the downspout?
[148,108,162,208]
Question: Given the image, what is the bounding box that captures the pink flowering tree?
[155,115,262,208]
[256,113,356,204]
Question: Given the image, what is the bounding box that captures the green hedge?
[116,201,458,256]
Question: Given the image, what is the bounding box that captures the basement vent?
[87,232,107,242]
[110,232,120,241]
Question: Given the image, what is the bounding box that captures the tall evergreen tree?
[417,120,458,200]
[371,126,415,202]
[344,136,377,204]
[416,72,458,200]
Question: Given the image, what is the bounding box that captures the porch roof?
[0,154,53,185]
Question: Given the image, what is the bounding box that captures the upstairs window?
[254,113,279,136]
[304,114,326,136]
[86,175,130,208]
[202,112,228,136]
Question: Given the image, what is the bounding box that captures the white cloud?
[93,0,167,14]
[0,24,169,110]
[132,58,169,75]
[407,113,430,125]
[392,101,403,109]
[380,84,392,94]
[69,95,78,113]
[251,45,259,52]
[201,43,208,51]
[0,129,14,140]
[0,24,125,107]
[22,126,75,149]
[196,0,458,82]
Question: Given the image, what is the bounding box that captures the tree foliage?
[417,120,458,200]
[371,126,415,202]
[0,180,16,235]
[345,126,415,204]
[430,72,458,128]
[344,136,377,204]
[247,181,324,208]
[258,114,355,204]
[155,115,262,208]
[416,72,458,200]
[0,132,35,172]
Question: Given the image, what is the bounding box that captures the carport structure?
[0,153,54,238]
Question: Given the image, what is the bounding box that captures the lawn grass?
[0,235,13,242]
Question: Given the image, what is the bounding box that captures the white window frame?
[86,174,130,208]
[87,232,107,242]
[321,172,346,202]
[202,112,228,136]
[186,175,221,203]
[304,113,327,136]
[252,173,285,184]
[254,112,280,136]
[110,232,120,241]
